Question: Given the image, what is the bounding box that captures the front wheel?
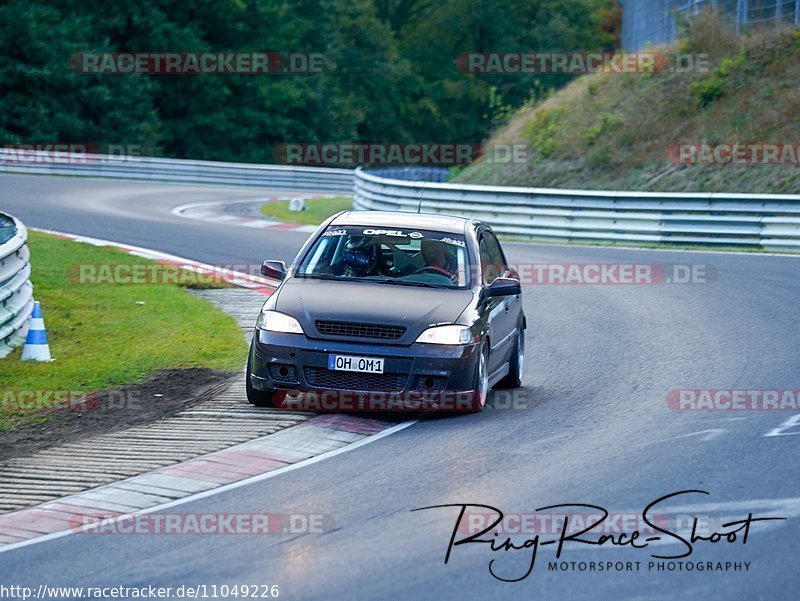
[246,342,276,407]
[467,344,489,413]
[496,327,524,389]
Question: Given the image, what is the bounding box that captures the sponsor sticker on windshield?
[361,229,424,238]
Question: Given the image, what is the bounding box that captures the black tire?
[496,327,524,389]
[467,343,489,413]
[246,342,276,408]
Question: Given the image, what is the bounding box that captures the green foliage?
[584,112,620,145]
[0,0,616,160]
[485,87,514,129]
[690,50,746,107]
[718,51,747,76]
[690,78,726,107]
[524,109,564,158]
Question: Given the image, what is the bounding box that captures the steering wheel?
[414,266,453,278]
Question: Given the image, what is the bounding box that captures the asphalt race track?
[1,174,799,600]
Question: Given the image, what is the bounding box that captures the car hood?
[274,279,474,343]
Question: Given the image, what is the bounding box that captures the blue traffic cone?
[21,301,52,362]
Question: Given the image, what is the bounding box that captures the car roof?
[330,211,476,235]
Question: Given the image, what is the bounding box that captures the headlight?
[415,325,473,345]
[256,310,304,334]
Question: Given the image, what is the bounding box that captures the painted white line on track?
[0,421,418,555]
[765,414,800,437]
[642,429,725,445]
[171,198,268,217]
[31,227,280,291]
[172,196,322,233]
[656,496,800,515]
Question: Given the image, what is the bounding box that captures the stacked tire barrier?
[0,213,34,359]
[353,167,800,251]
[0,150,354,194]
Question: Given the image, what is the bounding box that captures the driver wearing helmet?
[420,239,457,282]
[343,239,379,277]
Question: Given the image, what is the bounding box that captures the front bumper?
[250,329,481,411]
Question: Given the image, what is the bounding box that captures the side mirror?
[485,277,521,298]
[261,260,287,280]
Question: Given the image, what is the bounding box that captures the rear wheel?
[246,342,276,408]
[468,344,489,412]
[497,327,524,389]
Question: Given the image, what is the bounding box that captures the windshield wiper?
[299,274,450,288]
[376,279,451,289]
[297,273,344,280]
[299,274,383,284]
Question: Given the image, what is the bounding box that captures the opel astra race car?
[246,211,525,413]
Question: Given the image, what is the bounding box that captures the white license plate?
[328,354,384,374]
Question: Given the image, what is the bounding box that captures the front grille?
[304,367,408,391]
[315,320,406,340]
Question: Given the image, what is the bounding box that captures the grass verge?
[260,196,353,225]
[0,231,247,431]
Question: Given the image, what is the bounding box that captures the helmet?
[344,239,378,274]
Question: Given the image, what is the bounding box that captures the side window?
[479,238,499,285]
[480,231,506,284]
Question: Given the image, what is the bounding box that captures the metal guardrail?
[0,213,34,359]
[3,150,799,250]
[0,150,354,194]
[354,167,800,250]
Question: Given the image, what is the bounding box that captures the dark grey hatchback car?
[246,211,525,413]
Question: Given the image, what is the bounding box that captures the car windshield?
[297,226,470,289]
